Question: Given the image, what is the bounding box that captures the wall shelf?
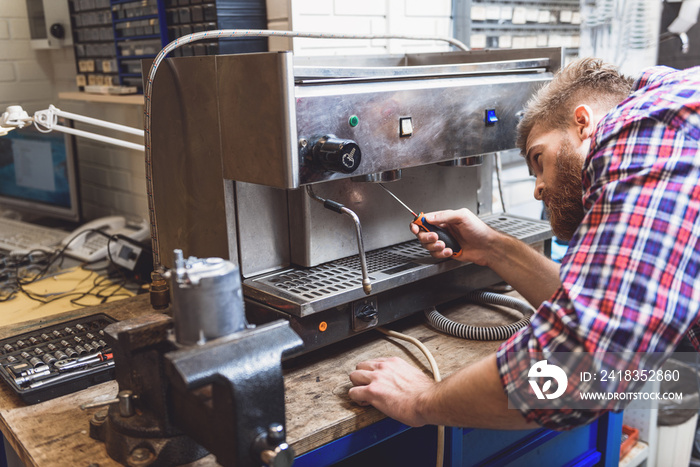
[58,91,144,105]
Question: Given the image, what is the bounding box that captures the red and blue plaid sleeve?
[496,65,700,430]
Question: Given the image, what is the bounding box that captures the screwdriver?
[378,184,463,257]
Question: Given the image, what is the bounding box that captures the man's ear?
[573,104,595,141]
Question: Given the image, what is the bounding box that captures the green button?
[348,115,359,127]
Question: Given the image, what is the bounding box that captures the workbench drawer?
[295,412,622,466]
[453,423,602,466]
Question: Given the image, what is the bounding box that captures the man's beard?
[542,140,585,242]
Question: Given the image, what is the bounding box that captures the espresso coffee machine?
[148,47,559,352]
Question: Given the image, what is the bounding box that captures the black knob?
[357,304,377,322]
[50,23,65,39]
[310,135,361,174]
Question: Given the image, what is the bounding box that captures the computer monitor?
[0,122,81,222]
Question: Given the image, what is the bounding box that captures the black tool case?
[0,313,117,404]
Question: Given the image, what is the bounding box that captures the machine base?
[246,261,510,354]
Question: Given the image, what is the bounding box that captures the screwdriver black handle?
[412,213,463,257]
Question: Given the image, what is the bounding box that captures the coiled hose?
[425,291,533,341]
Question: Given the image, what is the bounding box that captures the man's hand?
[348,357,434,427]
[348,354,535,431]
[410,208,495,266]
[412,208,562,308]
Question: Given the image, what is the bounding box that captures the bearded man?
[347,57,700,431]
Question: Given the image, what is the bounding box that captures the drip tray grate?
[264,242,431,300]
[244,213,551,316]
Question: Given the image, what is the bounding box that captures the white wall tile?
[0,0,29,18]
[293,15,373,33]
[370,17,387,34]
[83,183,117,207]
[0,61,15,81]
[9,18,30,40]
[0,82,52,106]
[109,149,135,171]
[52,61,77,81]
[82,202,105,219]
[80,165,110,187]
[107,169,132,192]
[114,192,148,218]
[15,60,50,81]
[334,0,386,16]
[405,0,452,17]
[132,175,147,199]
[0,19,9,39]
[133,196,148,218]
[297,0,333,16]
[0,40,34,60]
[286,0,453,56]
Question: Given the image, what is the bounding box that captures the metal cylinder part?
[149,269,170,310]
[42,353,56,366]
[351,169,402,183]
[29,357,45,368]
[169,249,246,346]
[437,156,483,167]
[118,390,135,417]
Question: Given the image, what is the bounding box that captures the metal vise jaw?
[166,319,303,466]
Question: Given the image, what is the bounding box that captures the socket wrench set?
[0,314,116,404]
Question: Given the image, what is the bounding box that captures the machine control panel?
[302,134,362,174]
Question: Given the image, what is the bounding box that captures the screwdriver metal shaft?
[377,183,463,257]
[378,184,418,217]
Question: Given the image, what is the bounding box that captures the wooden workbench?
[0,293,527,466]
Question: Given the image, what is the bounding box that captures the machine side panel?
[149,56,231,268]
[216,52,299,188]
[295,74,550,185]
[236,182,291,278]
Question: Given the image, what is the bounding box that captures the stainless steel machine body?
[148,48,559,351]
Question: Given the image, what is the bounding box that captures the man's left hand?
[348,356,435,427]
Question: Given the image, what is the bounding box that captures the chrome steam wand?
[305,185,372,295]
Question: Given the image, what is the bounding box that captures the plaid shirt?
[496,65,700,430]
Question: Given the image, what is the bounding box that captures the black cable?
[3,228,138,306]
[67,232,137,305]
[11,229,111,304]
[68,272,130,307]
[2,248,58,303]
[17,229,111,285]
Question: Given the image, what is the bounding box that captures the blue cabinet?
[295,412,623,467]
[110,0,169,90]
[70,0,268,93]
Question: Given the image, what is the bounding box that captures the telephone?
[61,216,150,263]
